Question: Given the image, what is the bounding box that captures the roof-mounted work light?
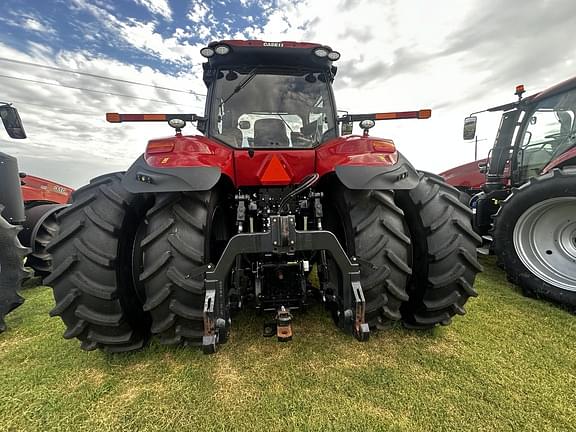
[327,51,341,61]
[200,47,215,58]
[313,46,340,61]
[214,44,231,55]
[313,47,329,58]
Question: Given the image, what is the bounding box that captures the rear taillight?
[147,139,175,154]
[371,139,396,153]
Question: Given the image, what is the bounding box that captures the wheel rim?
[513,197,576,291]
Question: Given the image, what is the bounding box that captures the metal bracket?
[352,279,369,341]
[202,282,217,354]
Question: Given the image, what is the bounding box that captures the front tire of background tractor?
[139,190,228,345]
[0,206,30,333]
[395,172,483,328]
[323,183,412,328]
[45,173,151,352]
[493,168,576,310]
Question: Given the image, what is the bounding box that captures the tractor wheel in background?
[45,173,152,352]
[493,168,576,310]
[20,204,65,279]
[139,190,230,345]
[0,206,30,332]
[323,183,412,328]
[395,172,483,328]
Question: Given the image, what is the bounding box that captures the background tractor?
[441,77,576,310]
[46,40,481,353]
[0,102,72,331]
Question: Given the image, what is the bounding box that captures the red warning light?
[260,155,291,184]
[515,84,525,98]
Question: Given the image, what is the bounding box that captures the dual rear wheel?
[46,172,482,351]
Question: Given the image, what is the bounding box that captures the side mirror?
[463,116,477,141]
[341,121,353,135]
[0,104,27,139]
[239,120,251,130]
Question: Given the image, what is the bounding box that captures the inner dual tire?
[323,182,412,328]
[138,190,229,345]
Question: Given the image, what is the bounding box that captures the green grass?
[1,257,575,432]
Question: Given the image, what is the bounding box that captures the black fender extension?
[122,155,222,194]
[334,151,420,190]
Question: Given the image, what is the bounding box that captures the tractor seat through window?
[253,118,289,147]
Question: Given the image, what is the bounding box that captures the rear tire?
[21,204,63,278]
[395,172,482,328]
[493,168,576,309]
[323,182,412,328]
[139,190,227,345]
[45,173,151,352]
[0,206,29,332]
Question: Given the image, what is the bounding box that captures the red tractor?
[46,40,481,353]
[441,77,576,310]
[0,103,72,331]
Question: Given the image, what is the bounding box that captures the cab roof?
[487,75,576,112]
[201,40,339,86]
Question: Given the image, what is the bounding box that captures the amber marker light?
[371,139,396,153]
[146,139,175,154]
[106,112,121,123]
[418,109,432,119]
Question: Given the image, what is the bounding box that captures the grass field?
[1,257,575,432]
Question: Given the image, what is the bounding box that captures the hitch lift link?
[202,215,369,354]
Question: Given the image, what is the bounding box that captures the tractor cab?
[200,40,340,149]
[463,78,576,191]
[512,86,576,184]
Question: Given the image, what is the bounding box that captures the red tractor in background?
[441,77,576,310]
[46,40,481,354]
[0,102,72,331]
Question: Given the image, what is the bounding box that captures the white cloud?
[22,17,56,35]
[187,1,209,23]
[70,0,208,65]
[0,41,206,188]
[135,0,173,20]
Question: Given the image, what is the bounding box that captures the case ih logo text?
[53,185,68,194]
[263,42,283,47]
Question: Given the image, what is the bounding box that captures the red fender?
[145,134,235,183]
[440,158,488,191]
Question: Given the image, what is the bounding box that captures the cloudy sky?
[1,0,575,188]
